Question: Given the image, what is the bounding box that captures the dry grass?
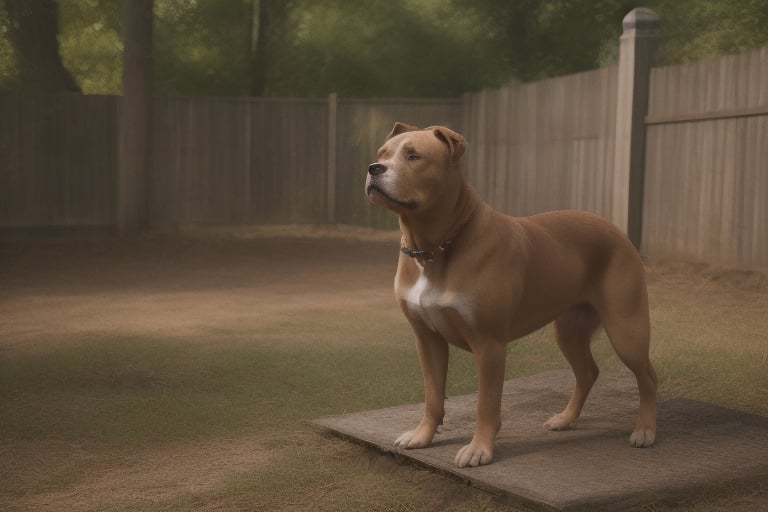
[1,227,766,511]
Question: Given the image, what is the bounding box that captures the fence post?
[326,92,338,224]
[612,7,659,248]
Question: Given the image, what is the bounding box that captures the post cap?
[622,7,660,33]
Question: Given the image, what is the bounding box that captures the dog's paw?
[393,428,432,450]
[543,413,575,431]
[454,441,494,468]
[629,428,655,447]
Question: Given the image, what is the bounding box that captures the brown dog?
[365,122,657,468]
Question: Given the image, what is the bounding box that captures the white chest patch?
[400,272,475,339]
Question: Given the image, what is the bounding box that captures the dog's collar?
[400,208,476,265]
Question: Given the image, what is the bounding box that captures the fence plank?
[644,46,768,269]
[462,67,619,220]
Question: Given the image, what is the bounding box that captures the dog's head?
[365,122,466,214]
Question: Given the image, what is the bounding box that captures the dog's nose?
[368,163,387,176]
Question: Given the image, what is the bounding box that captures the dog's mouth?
[366,184,417,210]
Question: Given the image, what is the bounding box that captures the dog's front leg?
[455,340,506,467]
[394,328,448,449]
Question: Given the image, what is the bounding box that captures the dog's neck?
[398,174,479,264]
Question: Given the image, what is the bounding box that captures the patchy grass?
[0,307,514,511]
[1,233,766,511]
[644,268,768,417]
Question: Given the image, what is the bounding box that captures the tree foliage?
[264,0,506,96]
[650,0,768,63]
[58,0,122,94]
[0,0,767,96]
[453,0,637,80]
[4,0,80,91]
[153,0,251,95]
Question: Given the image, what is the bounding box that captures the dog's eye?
[407,153,421,161]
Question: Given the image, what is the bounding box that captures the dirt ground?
[1,225,767,511]
[3,224,766,358]
[1,226,417,512]
[0,226,401,357]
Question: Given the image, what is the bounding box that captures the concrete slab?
[312,370,768,511]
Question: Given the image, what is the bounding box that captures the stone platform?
[312,370,768,511]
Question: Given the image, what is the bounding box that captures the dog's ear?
[385,122,420,141]
[428,126,466,162]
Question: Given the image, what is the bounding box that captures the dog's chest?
[399,272,474,340]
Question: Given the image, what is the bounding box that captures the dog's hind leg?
[544,303,601,431]
[600,281,657,447]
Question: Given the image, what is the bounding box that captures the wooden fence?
[0,94,116,227]
[151,97,330,225]
[0,95,461,230]
[643,47,768,269]
[462,66,619,221]
[0,9,766,270]
[458,15,767,271]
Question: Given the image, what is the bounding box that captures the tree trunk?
[250,0,289,96]
[5,0,81,92]
[117,0,154,234]
[250,0,270,96]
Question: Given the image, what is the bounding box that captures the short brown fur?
[365,123,656,468]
